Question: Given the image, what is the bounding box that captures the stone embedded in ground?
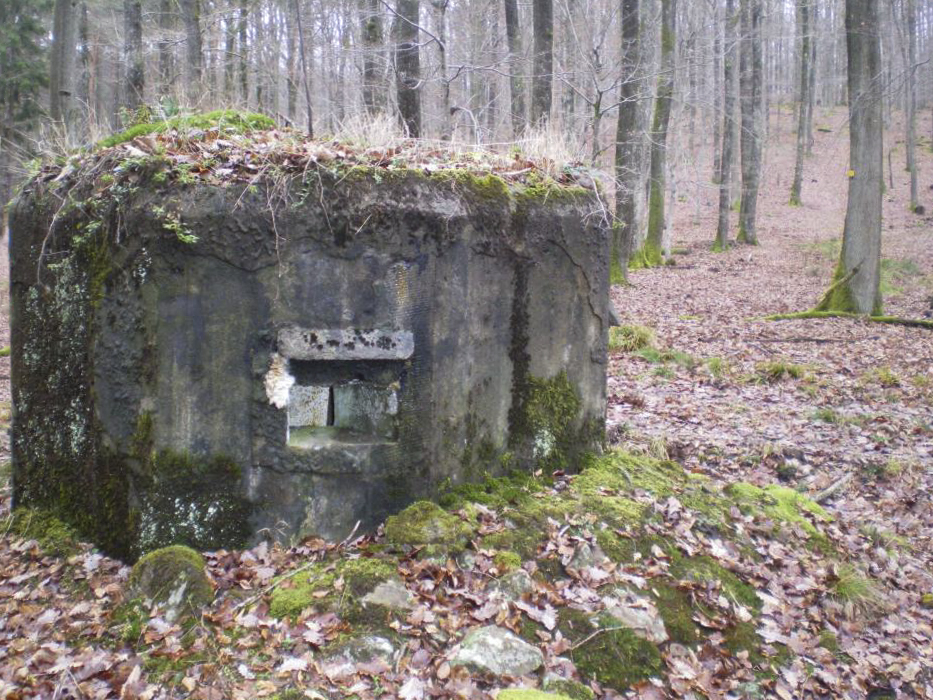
[488,569,534,602]
[450,625,544,677]
[323,635,396,676]
[602,587,669,644]
[9,136,610,559]
[360,578,415,611]
[127,545,213,624]
[564,541,610,572]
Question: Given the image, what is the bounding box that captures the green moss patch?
[97,110,275,149]
[727,483,831,542]
[499,691,573,700]
[384,501,473,548]
[269,556,400,622]
[559,609,663,690]
[7,507,83,556]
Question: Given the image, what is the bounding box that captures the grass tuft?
[608,324,656,353]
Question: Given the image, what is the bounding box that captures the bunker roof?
[32,109,600,196]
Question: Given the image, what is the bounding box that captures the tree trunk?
[124,0,144,112]
[504,0,526,136]
[393,0,422,136]
[238,0,249,103]
[361,0,385,115]
[640,0,676,266]
[738,0,763,245]
[160,0,176,95]
[805,21,817,155]
[530,0,553,126]
[790,0,811,205]
[712,3,722,184]
[50,0,79,128]
[178,0,203,105]
[294,0,314,135]
[907,0,920,212]
[715,0,737,251]
[613,0,640,283]
[816,0,882,314]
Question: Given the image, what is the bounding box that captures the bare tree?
[178,0,203,104]
[613,0,640,282]
[123,0,143,111]
[906,0,920,212]
[50,0,79,127]
[638,0,676,266]
[393,0,422,136]
[738,0,763,245]
[715,0,738,251]
[530,0,553,125]
[504,0,526,135]
[815,0,882,314]
[790,0,811,206]
[361,0,385,115]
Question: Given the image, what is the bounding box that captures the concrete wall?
[11,166,610,559]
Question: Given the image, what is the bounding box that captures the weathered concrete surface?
[10,153,610,560]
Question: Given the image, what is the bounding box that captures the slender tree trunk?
[393,0,422,136]
[738,0,763,244]
[790,0,811,205]
[530,0,553,125]
[907,0,920,211]
[614,0,640,282]
[816,0,882,315]
[715,0,737,251]
[504,0,526,136]
[640,0,676,265]
[238,0,249,103]
[361,0,385,114]
[434,0,451,140]
[50,0,79,128]
[123,0,144,112]
[178,0,203,105]
[160,0,176,95]
[712,3,722,184]
[294,0,314,135]
[805,24,817,155]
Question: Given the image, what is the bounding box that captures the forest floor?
[0,109,932,700]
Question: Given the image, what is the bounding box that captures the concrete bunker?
[9,122,611,560]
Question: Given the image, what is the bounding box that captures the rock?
[498,690,573,700]
[385,501,472,548]
[602,588,669,644]
[450,626,544,677]
[360,579,416,611]
[488,569,534,602]
[541,674,596,700]
[564,542,609,572]
[127,545,213,624]
[324,635,396,675]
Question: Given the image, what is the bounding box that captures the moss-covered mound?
[384,501,473,548]
[127,545,213,622]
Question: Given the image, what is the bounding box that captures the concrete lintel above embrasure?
[277,327,414,361]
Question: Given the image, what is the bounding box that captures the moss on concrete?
[97,110,275,149]
[8,507,82,556]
